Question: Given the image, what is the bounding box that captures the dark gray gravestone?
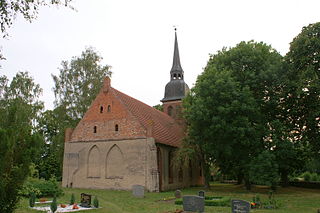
[183,195,204,212]
[80,193,91,208]
[231,199,250,213]
[198,190,205,197]
[132,185,145,198]
[174,190,182,198]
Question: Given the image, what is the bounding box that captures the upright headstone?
[198,190,205,198]
[183,195,204,213]
[174,190,182,198]
[80,193,91,208]
[132,185,145,198]
[231,199,250,213]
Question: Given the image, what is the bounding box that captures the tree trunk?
[244,177,251,190]
[203,160,211,189]
[237,172,244,185]
[280,170,289,187]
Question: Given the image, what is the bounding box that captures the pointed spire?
[170,28,183,77]
[161,29,189,102]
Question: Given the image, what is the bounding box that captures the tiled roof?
[112,88,184,147]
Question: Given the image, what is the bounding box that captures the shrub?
[20,178,63,198]
[93,196,99,208]
[249,151,279,189]
[303,172,312,182]
[70,193,75,205]
[175,196,230,206]
[29,192,36,207]
[311,173,319,182]
[50,196,57,213]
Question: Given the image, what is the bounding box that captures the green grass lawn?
[15,183,320,213]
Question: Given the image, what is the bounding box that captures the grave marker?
[174,190,182,198]
[80,193,91,208]
[183,195,204,213]
[231,199,250,213]
[198,190,205,197]
[132,185,145,198]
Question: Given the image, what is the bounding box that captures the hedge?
[175,196,230,207]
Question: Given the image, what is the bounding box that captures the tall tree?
[0,72,43,213]
[285,22,320,157]
[37,47,111,179]
[52,47,111,124]
[184,41,284,189]
[36,108,68,180]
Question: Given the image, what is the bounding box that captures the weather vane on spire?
[173,25,177,32]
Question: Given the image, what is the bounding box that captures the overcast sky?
[1,0,320,110]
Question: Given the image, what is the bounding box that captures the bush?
[29,192,36,207]
[70,193,75,205]
[50,196,57,213]
[302,172,312,182]
[249,151,279,189]
[20,178,63,198]
[311,173,319,182]
[93,196,99,208]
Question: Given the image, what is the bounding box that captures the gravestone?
[174,190,182,198]
[183,195,204,213]
[198,190,205,197]
[80,193,91,208]
[132,185,145,198]
[231,199,250,213]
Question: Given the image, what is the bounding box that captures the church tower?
[161,29,189,120]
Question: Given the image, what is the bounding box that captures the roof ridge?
[110,87,148,132]
[111,87,183,147]
[111,87,175,122]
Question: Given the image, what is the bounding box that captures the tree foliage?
[36,108,68,180]
[285,22,320,157]
[36,48,112,180]
[183,41,284,189]
[52,47,111,124]
[0,72,43,213]
[249,151,279,190]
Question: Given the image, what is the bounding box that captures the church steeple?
[161,29,189,103]
[170,29,184,80]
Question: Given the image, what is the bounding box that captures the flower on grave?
[73,203,79,209]
[251,202,257,208]
[39,198,47,203]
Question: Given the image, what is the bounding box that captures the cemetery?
[13,182,320,213]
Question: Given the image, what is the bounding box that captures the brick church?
[62,31,204,192]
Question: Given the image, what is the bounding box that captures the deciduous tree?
[184,41,284,189]
[0,72,43,213]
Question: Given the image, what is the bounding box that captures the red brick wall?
[70,89,147,142]
[163,100,185,128]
